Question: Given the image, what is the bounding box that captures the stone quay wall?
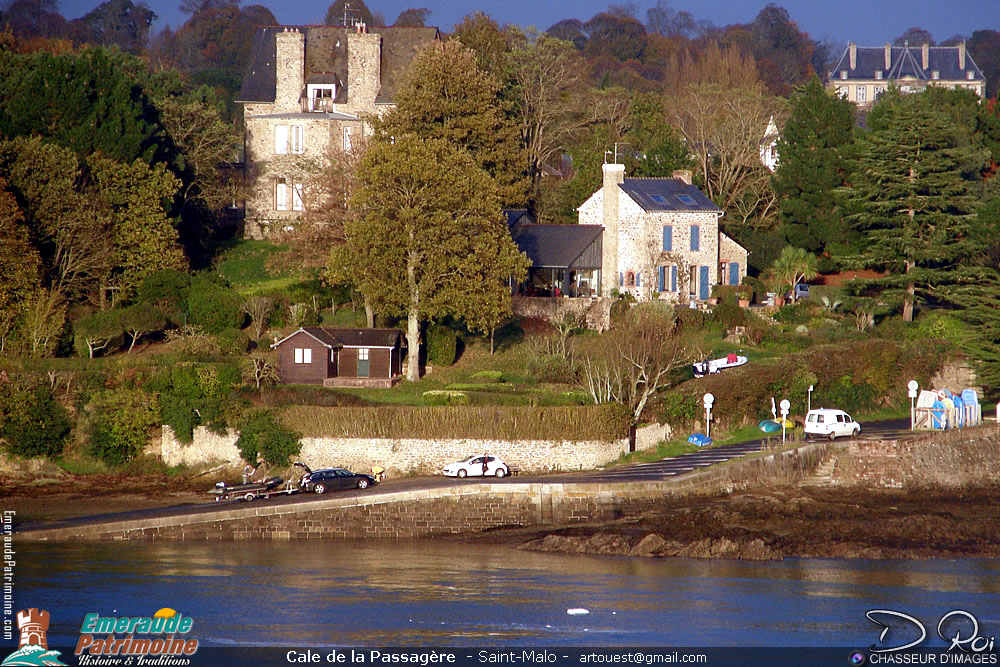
[158,423,671,474]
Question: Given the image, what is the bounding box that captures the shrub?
[422,390,470,406]
[149,362,240,442]
[213,328,248,355]
[426,324,457,366]
[87,389,160,466]
[137,269,191,326]
[527,354,575,383]
[235,410,302,467]
[470,370,504,383]
[73,309,124,358]
[711,297,746,329]
[187,275,245,334]
[0,383,72,458]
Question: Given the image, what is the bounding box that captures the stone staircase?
[799,454,837,487]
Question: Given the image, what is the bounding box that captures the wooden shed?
[270,327,405,387]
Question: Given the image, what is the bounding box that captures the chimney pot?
[922,43,929,70]
[884,43,891,70]
[849,43,857,70]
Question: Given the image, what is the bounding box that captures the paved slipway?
[16,420,915,539]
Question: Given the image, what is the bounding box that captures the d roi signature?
[867,610,996,653]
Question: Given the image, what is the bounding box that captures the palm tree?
[770,246,818,303]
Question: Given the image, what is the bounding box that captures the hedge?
[280,404,630,442]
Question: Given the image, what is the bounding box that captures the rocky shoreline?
[468,484,1000,560]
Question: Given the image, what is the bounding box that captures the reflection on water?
[15,540,1000,647]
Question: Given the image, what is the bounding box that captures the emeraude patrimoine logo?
[2,608,65,666]
[75,608,199,659]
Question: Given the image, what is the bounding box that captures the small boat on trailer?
[210,476,297,502]
[692,352,748,377]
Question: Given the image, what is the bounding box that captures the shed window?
[294,348,312,364]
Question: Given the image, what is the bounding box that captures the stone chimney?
[849,43,856,70]
[346,29,382,114]
[959,41,966,69]
[274,28,304,113]
[601,163,625,297]
[884,43,892,70]
[922,43,929,70]
[672,169,692,185]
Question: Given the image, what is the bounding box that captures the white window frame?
[276,179,288,211]
[856,86,866,103]
[291,125,304,154]
[307,84,335,112]
[274,125,288,154]
[294,348,312,364]
[292,182,304,211]
[358,348,369,361]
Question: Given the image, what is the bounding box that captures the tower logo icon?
[1,608,64,666]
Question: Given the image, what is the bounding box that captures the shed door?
[699,265,710,300]
[729,262,739,286]
[357,348,369,378]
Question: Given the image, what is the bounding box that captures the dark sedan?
[299,468,377,494]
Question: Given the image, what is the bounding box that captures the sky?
[57,0,998,49]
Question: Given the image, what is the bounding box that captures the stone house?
[236,24,439,238]
[577,164,748,302]
[826,42,985,109]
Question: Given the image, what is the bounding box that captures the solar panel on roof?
[676,194,697,205]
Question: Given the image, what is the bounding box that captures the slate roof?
[236,25,440,105]
[619,178,721,213]
[272,327,405,349]
[829,44,984,82]
[503,209,536,234]
[511,225,603,269]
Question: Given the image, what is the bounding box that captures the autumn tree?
[0,180,40,355]
[894,27,935,46]
[772,75,855,261]
[76,0,157,53]
[328,134,528,381]
[841,89,985,321]
[377,40,528,207]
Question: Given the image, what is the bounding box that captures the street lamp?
[908,380,919,430]
[807,384,814,413]
[780,399,790,444]
[703,393,715,439]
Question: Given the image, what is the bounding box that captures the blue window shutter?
[729,262,739,286]
[670,266,677,292]
[663,226,672,251]
[699,265,709,300]
[636,272,641,287]
[619,271,623,287]
[658,266,665,292]
[691,225,700,251]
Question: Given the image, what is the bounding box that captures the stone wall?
[511,295,613,331]
[834,426,1000,489]
[159,426,649,474]
[25,441,830,543]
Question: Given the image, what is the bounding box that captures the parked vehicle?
[442,455,509,478]
[785,284,810,301]
[210,476,297,502]
[804,408,860,440]
[298,467,377,494]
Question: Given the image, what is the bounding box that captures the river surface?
[12,540,1000,650]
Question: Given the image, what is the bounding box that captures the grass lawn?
[213,239,291,288]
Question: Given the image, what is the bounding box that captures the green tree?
[119,302,166,353]
[0,382,72,459]
[768,246,818,302]
[74,309,123,358]
[235,410,301,467]
[625,91,691,177]
[87,388,160,466]
[87,155,187,307]
[772,75,855,262]
[0,180,41,355]
[328,134,528,382]
[137,268,191,325]
[841,89,987,321]
[77,0,157,53]
[376,40,529,207]
[393,8,429,27]
[186,274,244,334]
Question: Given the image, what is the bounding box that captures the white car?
[442,455,509,478]
[804,408,860,440]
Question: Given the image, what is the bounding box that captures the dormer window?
[307,84,336,112]
[875,71,883,80]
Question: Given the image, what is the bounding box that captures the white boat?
[692,353,748,377]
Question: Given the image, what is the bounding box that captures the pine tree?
[841,89,985,321]
[772,75,854,261]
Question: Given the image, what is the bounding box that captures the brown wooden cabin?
[270,327,405,387]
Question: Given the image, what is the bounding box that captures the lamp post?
[780,399,790,444]
[807,384,813,413]
[908,380,919,430]
[703,393,715,439]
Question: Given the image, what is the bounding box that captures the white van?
[804,408,860,440]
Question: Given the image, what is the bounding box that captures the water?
[12,540,1000,650]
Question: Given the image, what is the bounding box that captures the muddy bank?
[467,485,1000,560]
